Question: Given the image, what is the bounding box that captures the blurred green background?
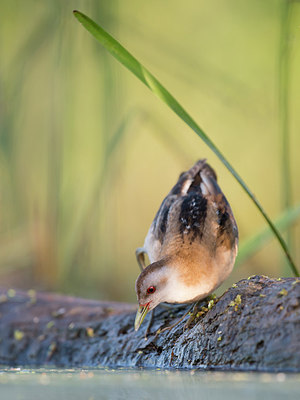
[0,0,299,302]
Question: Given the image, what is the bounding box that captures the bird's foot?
[155,304,194,336]
[183,301,202,330]
[142,305,184,339]
[156,295,218,336]
[184,294,218,330]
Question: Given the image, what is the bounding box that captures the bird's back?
[144,159,238,266]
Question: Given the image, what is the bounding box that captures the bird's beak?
[134,303,150,331]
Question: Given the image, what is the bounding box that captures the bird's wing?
[144,160,238,261]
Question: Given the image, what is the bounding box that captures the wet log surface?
[0,275,299,371]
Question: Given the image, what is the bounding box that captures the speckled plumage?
[143,159,238,264]
[134,159,238,330]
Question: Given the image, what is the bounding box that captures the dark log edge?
[0,275,299,372]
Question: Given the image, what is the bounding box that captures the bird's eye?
[146,286,156,295]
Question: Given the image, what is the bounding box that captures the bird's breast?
[164,242,237,304]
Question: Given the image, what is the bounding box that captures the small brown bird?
[134,159,238,331]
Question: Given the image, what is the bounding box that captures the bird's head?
[134,260,171,331]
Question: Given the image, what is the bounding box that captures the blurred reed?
[0,0,300,300]
[74,7,299,276]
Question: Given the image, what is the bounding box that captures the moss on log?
[0,275,299,371]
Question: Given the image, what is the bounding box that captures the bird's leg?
[184,294,217,330]
[135,247,146,271]
[156,303,194,336]
[156,295,217,336]
[183,301,202,330]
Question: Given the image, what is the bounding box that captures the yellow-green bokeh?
[0,0,299,302]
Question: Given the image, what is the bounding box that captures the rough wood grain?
[0,275,299,371]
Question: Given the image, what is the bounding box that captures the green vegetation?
[73,9,299,276]
[1,1,300,300]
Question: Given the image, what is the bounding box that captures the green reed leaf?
[73,10,299,276]
[237,204,300,267]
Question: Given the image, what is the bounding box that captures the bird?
[134,159,238,332]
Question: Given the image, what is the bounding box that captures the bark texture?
[0,275,299,371]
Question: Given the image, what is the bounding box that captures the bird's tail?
[172,159,218,196]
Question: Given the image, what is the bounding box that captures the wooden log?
[0,275,299,371]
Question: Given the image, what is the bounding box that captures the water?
[0,367,299,400]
